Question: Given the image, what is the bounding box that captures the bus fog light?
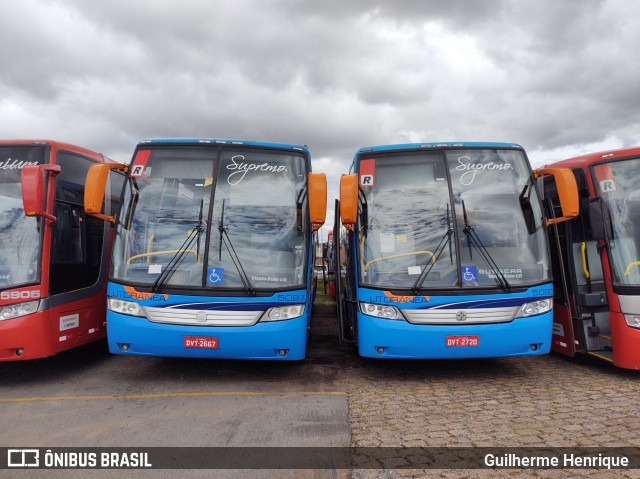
[108,298,146,317]
[624,314,640,329]
[377,347,385,355]
[16,348,24,357]
[360,302,401,320]
[120,343,129,351]
[530,344,538,351]
[518,299,552,318]
[262,305,305,322]
[278,349,287,356]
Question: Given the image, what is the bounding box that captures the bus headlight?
[517,299,552,317]
[262,305,305,322]
[0,300,39,321]
[624,314,640,329]
[359,302,402,320]
[108,298,146,317]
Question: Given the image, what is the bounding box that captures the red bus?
[546,146,640,369]
[0,140,122,361]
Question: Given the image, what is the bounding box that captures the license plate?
[446,335,479,347]
[184,336,218,349]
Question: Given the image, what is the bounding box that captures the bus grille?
[403,306,519,325]
[143,307,263,326]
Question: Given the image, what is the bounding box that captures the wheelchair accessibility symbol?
[462,265,478,283]
[207,268,224,285]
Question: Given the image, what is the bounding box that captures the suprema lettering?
[226,155,287,185]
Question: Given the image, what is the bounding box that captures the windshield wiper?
[151,200,205,292]
[461,200,511,292]
[518,174,539,235]
[296,187,306,232]
[412,204,454,294]
[358,187,368,236]
[124,177,140,230]
[217,200,255,296]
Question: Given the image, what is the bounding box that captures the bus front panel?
[355,284,553,359]
[106,284,310,360]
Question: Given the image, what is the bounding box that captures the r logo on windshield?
[599,180,617,193]
[360,159,375,187]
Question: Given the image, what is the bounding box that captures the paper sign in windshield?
[148,264,162,274]
[380,233,395,253]
[408,266,421,275]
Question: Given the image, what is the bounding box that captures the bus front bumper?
[107,312,308,360]
[357,311,553,359]
[0,312,54,361]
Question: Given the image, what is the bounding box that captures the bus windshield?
[358,148,549,290]
[0,146,45,289]
[111,147,309,291]
[593,157,640,287]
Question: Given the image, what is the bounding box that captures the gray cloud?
[1,0,639,179]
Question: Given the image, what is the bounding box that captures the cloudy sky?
[2,0,640,239]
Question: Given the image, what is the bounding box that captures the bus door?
[336,177,360,345]
[333,199,347,343]
[569,211,610,359]
[549,168,611,359]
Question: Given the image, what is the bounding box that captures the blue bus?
[334,142,578,358]
[84,139,326,360]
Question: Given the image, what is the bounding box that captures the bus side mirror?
[308,172,327,232]
[534,167,579,225]
[85,163,128,223]
[340,174,358,231]
[589,199,612,241]
[21,164,61,223]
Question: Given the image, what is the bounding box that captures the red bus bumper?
[0,311,55,361]
[611,311,640,370]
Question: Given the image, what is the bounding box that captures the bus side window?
[52,203,83,263]
[50,152,105,295]
[569,168,594,243]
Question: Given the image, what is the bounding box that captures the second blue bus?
[334,142,578,358]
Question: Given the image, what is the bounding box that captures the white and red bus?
[546,146,640,369]
[0,140,122,361]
